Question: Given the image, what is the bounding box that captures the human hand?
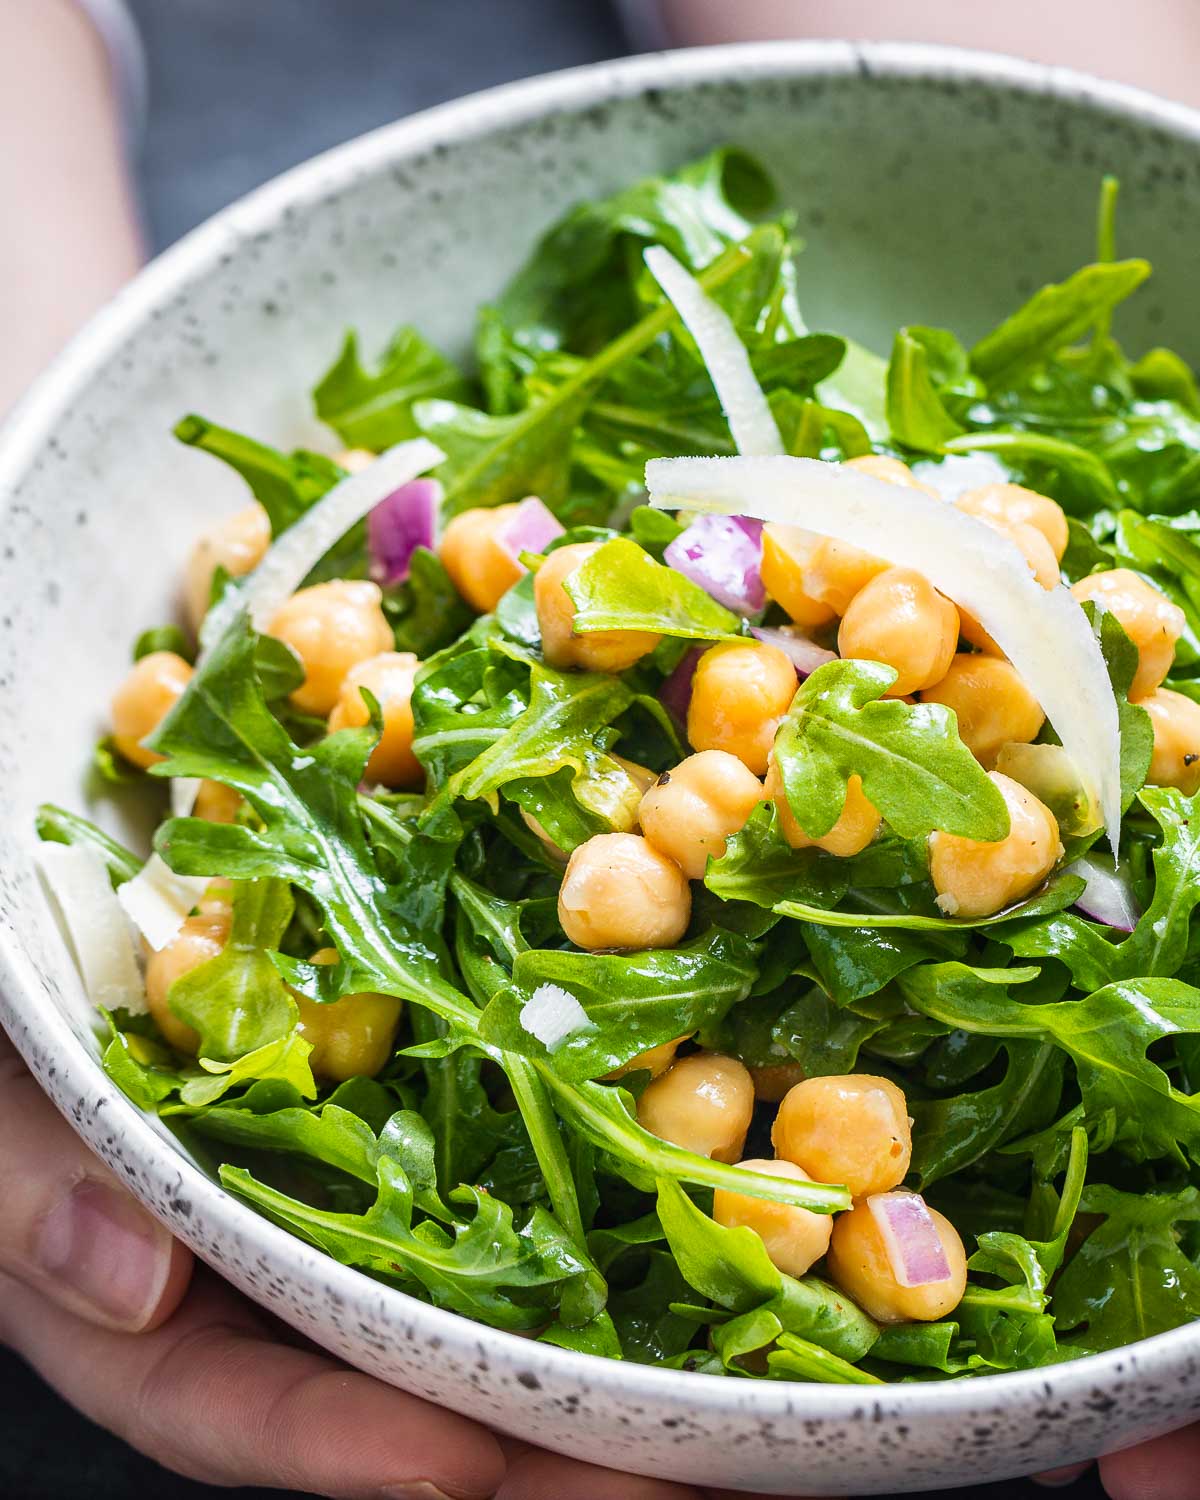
[0,1025,704,1500]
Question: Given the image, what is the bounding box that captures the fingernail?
[379,1485,456,1500]
[1032,1465,1091,1488]
[36,1178,172,1328]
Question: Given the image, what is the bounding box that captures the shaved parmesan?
[199,436,445,653]
[646,455,1122,849]
[116,853,210,951]
[171,777,201,818]
[520,983,592,1051]
[643,246,784,458]
[38,843,146,1014]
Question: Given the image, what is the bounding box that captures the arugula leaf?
[968,260,1151,389]
[100,1012,185,1109]
[1054,1184,1200,1353]
[383,547,475,657]
[704,804,849,912]
[775,871,1084,933]
[134,624,194,663]
[774,660,1010,842]
[767,1333,885,1385]
[656,1178,876,1360]
[1130,348,1200,416]
[943,430,1119,510]
[180,1030,316,1108]
[606,1251,696,1365]
[899,962,1200,1163]
[802,923,963,1004]
[479,927,759,1081]
[224,1159,589,1332]
[173,415,345,535]
[36,804,141,886]
[562,536,743,641]
[313,327,467,449]
[886,328,964,452]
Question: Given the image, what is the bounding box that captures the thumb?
[0,1027,191,1332]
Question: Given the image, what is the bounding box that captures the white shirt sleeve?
[71,0,147,138]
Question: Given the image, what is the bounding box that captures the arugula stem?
[942,431,1118,505]
[505,1057,585,1244]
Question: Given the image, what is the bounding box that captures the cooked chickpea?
[760,525,836,628]
[534,541,660,673]
[1142,687,1200,794]
[750,1060,806,1103]
[604,1035,689,1081]
[687,641,797,775]
[638,751,765,878]
[144,908,232,1052]
[335,448,377,474]
[956,482,1069,561]
[193,779,242,823]
[713,1158,833,1278]
[183,502,271,632]
[826,1198,967,1324]
[328,650,422,787]
[268,580,393,716]
[920,655,1045,769]
[291,946,404,1082]
[929,771,1060,919]
[843,453,939,498]
[558,832,691,950]
[837,568,959,697]
[636,1052,754,1163]
[766,758,880,857]
[772,1074,912,1199]
[1072,569,1185,701]
[440,502,526,614]
[111,651,193,769]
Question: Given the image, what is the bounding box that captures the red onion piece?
[659,645,704,729]
[663,513,765,616]
[867,1192,952,1288]
[494,495,564,564]
[749,624,837,679]
[1068,856,1140,932]
[367,478,441,585]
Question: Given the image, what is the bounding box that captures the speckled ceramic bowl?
[4,42,1200,1494]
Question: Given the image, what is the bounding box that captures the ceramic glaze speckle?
[3,43,1200,1493]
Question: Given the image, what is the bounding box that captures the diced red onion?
[867,1192,952,1288]
[493,495,564,565]
[659,645,704,728]
[1068,855,1140,933]
[663,513,765,615]
[749,624,837,679]
[367,478,441,586]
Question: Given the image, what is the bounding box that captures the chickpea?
[558,832,691,950]
[638,751,765,878]
[838,568,959,696]
[920,655,1045,769]
[772,1074,912,1199]
[335,448,377,474]
[328,650,423,788]
[956,482,1069,561]
[193,779,242,824]
[766,758,880,857]
[534,541,661,673]
[826,1198,967,1324]
[183,503,271,632]
[268,580,393,716]
[111,651,193,769]
[929,771,1060,919]
[1142,687,1200,794]
[291,947,404,1082]
[604,1035,688,1081]
[750,1060,806,1103]
[843,453,940,498]
[144,908,232,1053]
[760,525,836,629]
[440,502,525,614]
[687,642,797,775]
[713,1158,833,1278]
[1072,569,1185,701]
[636,1052,754,1163]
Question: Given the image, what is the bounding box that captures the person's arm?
[0,0,144,415]
[648,0,1200,109]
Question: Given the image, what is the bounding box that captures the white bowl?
[4,43,1200,1494]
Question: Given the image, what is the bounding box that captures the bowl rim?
[3,37,1200,1421]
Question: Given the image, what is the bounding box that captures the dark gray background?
[4,3,1105,1496]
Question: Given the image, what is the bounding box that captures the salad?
[36,148,1200,1384]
